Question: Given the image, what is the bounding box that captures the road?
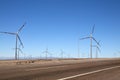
[0,59,120,80]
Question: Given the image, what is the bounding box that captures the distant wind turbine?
[80,25,100,58]
[93,41,101,58]
[17,45,24,60]
[42,48,52,59]
[60,49,64,59]
[17,47,23,60]
[92,46,101,58]
[12,45,23,60]
[0,22,26,60]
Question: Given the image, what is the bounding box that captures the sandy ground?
[0,58,120,80]
[0,58,119,67]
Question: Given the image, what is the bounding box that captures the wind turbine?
[17,44,24,60]
[12,45,23,60]
[80,24,100,59]
[17,47,23,60]
[0,22,26,60]
[93,41,101,58]
[60,49,64,59]
[92,45,101,58]
[42,48,51,59]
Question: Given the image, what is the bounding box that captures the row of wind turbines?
[41,48,67,59]
[0,23,101,60]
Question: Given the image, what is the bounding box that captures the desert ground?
[0,58,120,80]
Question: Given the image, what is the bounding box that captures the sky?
[0,0,120,59]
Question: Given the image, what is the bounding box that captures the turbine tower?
[0,22,26,60]
[80,25,100,58]
[92,41,101,58]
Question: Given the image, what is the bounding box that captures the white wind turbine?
[12,45,23,60]
[92,41,101,58]
[80,25,100,58]
[60,49,64,59]
[17,44,24,60]
[0,22,26,60]
[42,47,52,59]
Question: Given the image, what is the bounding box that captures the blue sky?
[0,0,120,59]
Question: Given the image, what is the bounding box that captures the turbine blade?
[80,37,90,40]
[92,37,100,46]
[17,35,24,48]
[91,24,95,34]
[0,32,16,35]
[98,40,101,47]
[93,45,101,53]
[18,22,26,33]
[97,46,101,53]
[18,48,23,53]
